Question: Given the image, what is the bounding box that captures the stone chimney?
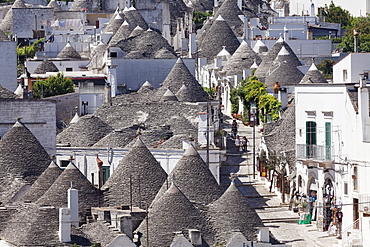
[188,229,202,245]
[68,186,79,227]
[257,227,270,243]
[59,208,71,242]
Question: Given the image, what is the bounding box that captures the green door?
[325,122,331,160]
[306,121,317,158]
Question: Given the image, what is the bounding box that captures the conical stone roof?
[57,43,81,60]
[92,127,137,148]
[88,42,108,69]
[161,89,178,101]
[13,0,27,8]
[214,0,244,36]
[128,6,148,30]
[22,161,62,202]
[300,63,328,84]
[69,0,93,11]
[37,162,100,214]
[255,38,300,79]
[0,121,51,184]
[117,29,177,59]
[198,15,240,61]
[252,39,268,54]
[69,112,80,125]
[154,47,178,59]
[56,115,113,147]
[102,137,167,208]
[104,14,124,33]
[154,144,221,205]
[33,59,59,74]
[137,80,154,93]
[175,84,200,102]
[108,20,132,46]
[47,0,62,11]
[224,41,262,76]
[207,180,264,244]
[264,46,304,87]
[0,84,17,99]
[137,183,208,247]
[155,58,209,102]
[128,25,144,38]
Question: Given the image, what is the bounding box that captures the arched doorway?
[323,178,335,231]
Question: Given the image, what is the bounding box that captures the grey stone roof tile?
[88,42,108,69]
[102,137,167,208]
[255,38,301,79]
[57,43,82,60]
[21,161,62,202]
[224,40,262,76]
[36,162,100,214]
[155,58,209,102]
[12,0,26,8]
[104,14,124,33]
[214,0,244,36]
[56,115,113,147]
[1,203,93,246]
[137,183,208,247]
[161,89,178,101]
[117,29,177,59]
[137,80,154,93]
[108,20,132,46]
[207,181,264,244]
[0,121,51,188]
[154,47,178,59]
[127,6,149,30]
[92,127,137,148]
[154,144,222,205]
[198,15,240,61]
[47,0,62,11]
[70,0,93,11]
[264,47,304,87]
[300,63,328,84]
[0,84,17,98]
[33,59,59,74]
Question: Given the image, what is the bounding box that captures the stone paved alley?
[220,115,341,246]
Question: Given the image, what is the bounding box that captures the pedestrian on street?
[231,120,238,139]
[241,136,248,151]
[235,135,241,152]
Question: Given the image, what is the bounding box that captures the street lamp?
[251,104,257,179]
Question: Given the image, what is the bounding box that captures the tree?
[33,73,74,99]
[193,11,213,30]
[317,59,335,79]
[242,76,267,103]
[318,1,352,28]
[258,94,281,122]
[337,16,370,52]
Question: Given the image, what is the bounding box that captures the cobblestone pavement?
[220,115,341,246]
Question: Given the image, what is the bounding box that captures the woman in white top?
[235,135,241,152]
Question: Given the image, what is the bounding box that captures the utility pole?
[251,105,257,179]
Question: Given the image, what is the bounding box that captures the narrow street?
[220,115,341,246]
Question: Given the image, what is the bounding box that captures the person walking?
[241,136,248,152]
[231,120,238,139]
[235,135,241,152]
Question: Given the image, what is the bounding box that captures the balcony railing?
[296,144,334,161]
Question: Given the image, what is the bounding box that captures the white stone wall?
[0,41,17,92]
[56,146,223,185]
[110,58,195,91]
[333,53,370,84]
[0,99,56,155]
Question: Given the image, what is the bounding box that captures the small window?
[66,67,73,72]
[343,69,348,82]
[344,182,348,195]
[110,52,117,57]
[41,25,44,29]
[60,160,70,169]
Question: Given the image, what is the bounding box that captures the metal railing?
[296,144,334,161]
[342,218,361,247]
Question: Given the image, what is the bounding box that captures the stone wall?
[0,99,56,155]
[44,92,79,130]
[13,8,54,38]
[0,41,17,92]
